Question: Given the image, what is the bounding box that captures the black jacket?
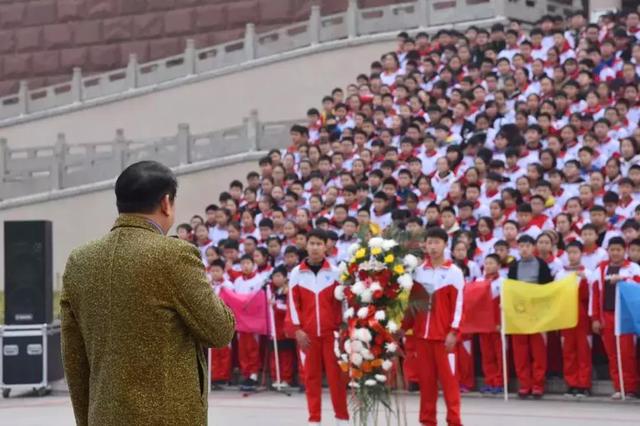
[507,256,553,284]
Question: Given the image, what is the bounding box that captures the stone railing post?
[114,129,128,171]
[126,54,138,89]
[71,67,82,103]
[346,0,358,39]
[244,23,256,60]
[417,0,429,27]
[18,80,29,115]
[245,109,259,151]
[184,38,196,75]
[177,123,192,164]
[51,133,66,190]
[0,138,7,180]
[309,5,321,45]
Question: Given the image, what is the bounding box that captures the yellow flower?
[355,248,366,259]
[384,254,394,264]
[371,247,382,256]
[340,273,349,282]
[394,264,405,275]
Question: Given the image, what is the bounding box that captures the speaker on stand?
[1,221,62,398]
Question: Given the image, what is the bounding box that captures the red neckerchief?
[478,232,494,242]
[485,188,499,198]
[257,264,272,273]
[241,271,257,280]
[198,239,212,247]
[423,258,453,269]
[620,196,634,208]
[484,273,500,281]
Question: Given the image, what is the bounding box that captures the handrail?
[0,0,582,124]
[0,111,302,201]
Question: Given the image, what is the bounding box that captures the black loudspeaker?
[4,221,53,325]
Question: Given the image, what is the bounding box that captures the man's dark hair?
[608,237,626,249]
[425,227,448,243]
[115,161,178,214]
[308,229,328,243]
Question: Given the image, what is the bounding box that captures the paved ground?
[1,389,639,425]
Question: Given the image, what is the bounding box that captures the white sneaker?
[611,391,622,400]
[335,420,350,426]
[308,423,321,426]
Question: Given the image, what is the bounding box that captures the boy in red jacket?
[403,227,464,426]
[590,237,640,399]
[288,230,349,426]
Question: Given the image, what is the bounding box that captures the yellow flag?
[502,273,579,334]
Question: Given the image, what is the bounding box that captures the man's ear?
[160,194,172,216]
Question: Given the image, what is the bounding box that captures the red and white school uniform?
[268,283,295,385]
[590,260,640,393]
[479,275,504,388]
[559,266,592,390]
[209,278,234,382]
[233,272,267,380]
[403,259,464,426]
[580,245,608,271]
[288,260,348,425]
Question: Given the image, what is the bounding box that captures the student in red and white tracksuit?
[233,255,268,387]
[590,237,640,397]
[559,241,593,396]
[288,231,349,426]
[478,255,504,393]
[208,260,234,383]
[402,228,464,426]
[507,235,554,398]
[268,266,295,386]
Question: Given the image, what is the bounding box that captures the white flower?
[385,342,398,353]
[354,328,372,343]
[350,353,363,367]
[375,374,387,383]
[403,254,419,272]
[349,381,360,388]
[334,347,341,357]
[350,340,364,354]
[348,242,361,256]
[357,307,370,319]
[337,263,348,279]
[344,307,354,320]
[382,360,393,371]
[374,310,386,321]
[386,320,399,333]
[341,354,349,362]
[382,239,398,251]
[334,285,345,301]
[398,274,414,291]
[360,289,373,303]
[361,349,374,360]
[368,237,384,249]
[370,282,382,292]
[343,339,352,354]
[351,281,365,295]
[365,379,377,386]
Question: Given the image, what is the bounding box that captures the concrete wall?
[0,0,406,96]
[0,39,394,148]
[0,158,259,292]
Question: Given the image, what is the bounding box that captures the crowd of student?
[172,8,640,418]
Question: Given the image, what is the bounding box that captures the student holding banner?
[507,235,553,399]
[590,237,640,399]
[478,254,504,395]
